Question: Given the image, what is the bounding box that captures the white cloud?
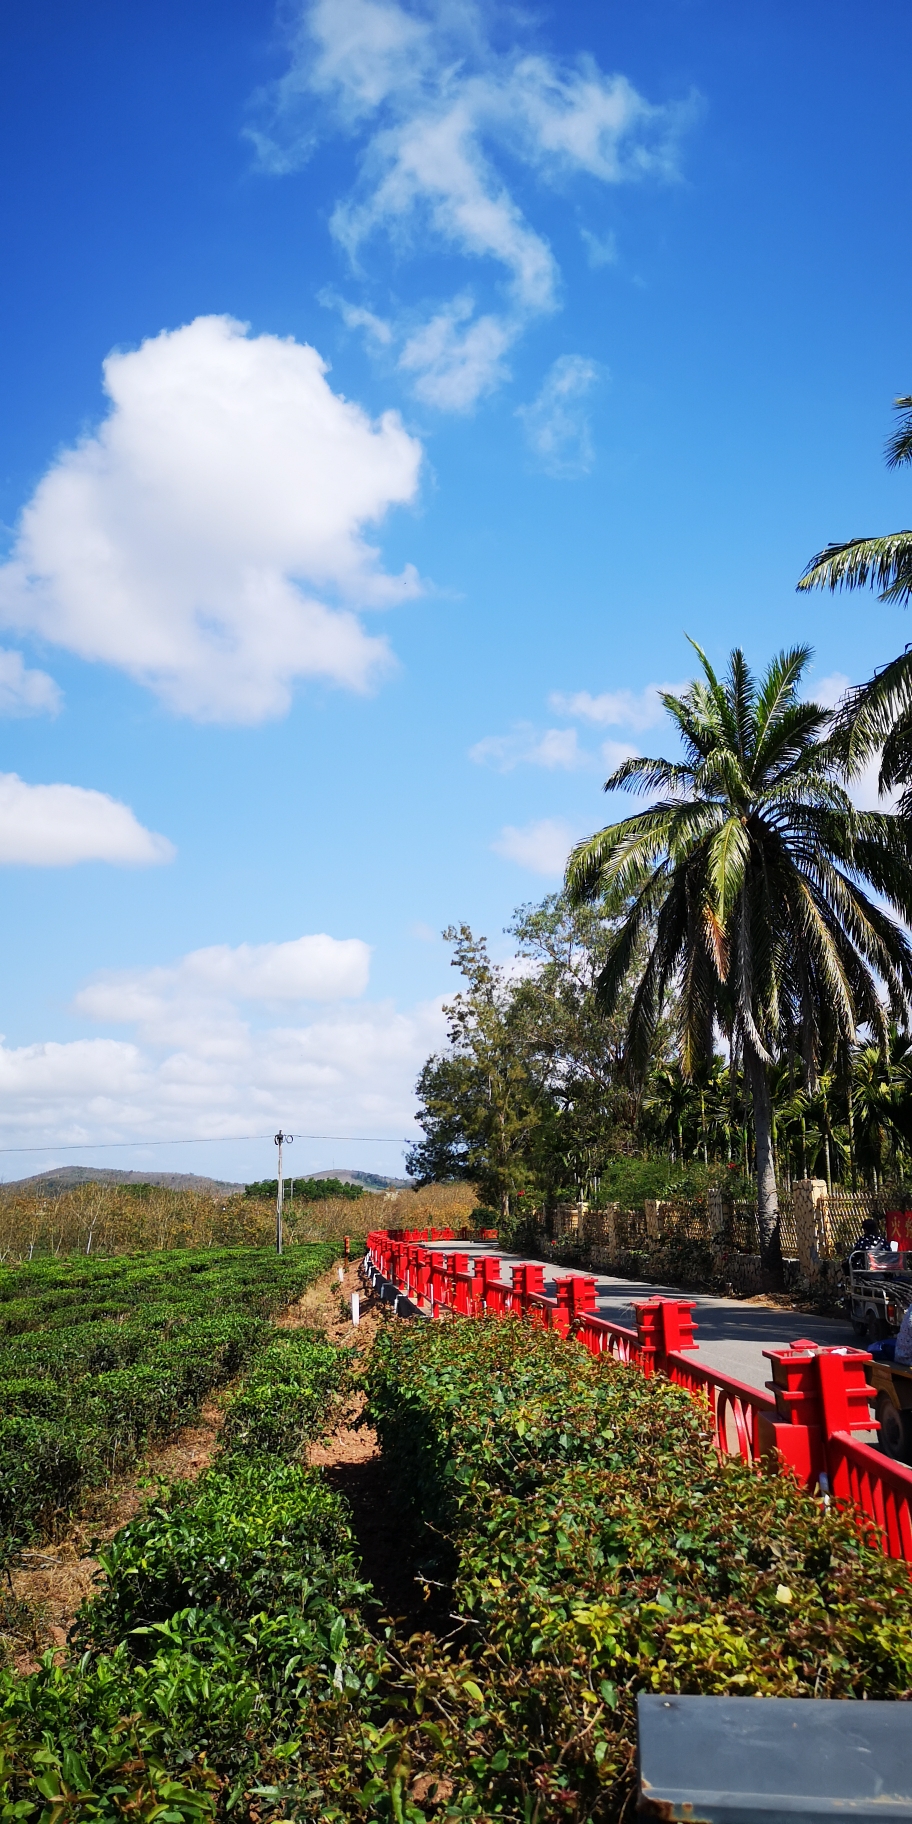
[0,774,173,867]
[0,649,61,717]
[550,682,683,731]
[320,289,395,345]
[250,1,691,409]
[75,935,371,1034]
[0,929,447,1154]
[813,671,851,711]
[470,722,585,771]
[399,297,516,410]
[517,353,601,475]
[492,817,576,876]
[601,738,639,772]
[0,316,423,723]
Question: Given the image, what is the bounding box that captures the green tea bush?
[0,1243,338,1558]
[221,1328,351,1460]
[0,1290,365,1818]
[365,1316,912,1821]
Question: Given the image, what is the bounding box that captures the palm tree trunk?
[744,1044,782,1277]
[847,1082,857,1192]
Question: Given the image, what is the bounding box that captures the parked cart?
[841,1244,912,1344]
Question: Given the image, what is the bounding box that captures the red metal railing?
[827,1430,912,1560]
[363,1229,912,1561]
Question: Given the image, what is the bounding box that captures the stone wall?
[544,1179,881,1295]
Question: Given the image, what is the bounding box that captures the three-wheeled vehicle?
[842,1243,912,1463]
[843,1243,912,1344]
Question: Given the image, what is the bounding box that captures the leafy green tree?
[507,895,648,1201]
[851,1030,912,1184]
[565,642,912,1271]
[406,925,546,1221]
[798,394,912,805]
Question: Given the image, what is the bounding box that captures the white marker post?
[351,1292,360,1327]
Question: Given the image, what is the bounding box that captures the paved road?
[422,1241,852,1394]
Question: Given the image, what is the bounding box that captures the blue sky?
[0,0,911,1185]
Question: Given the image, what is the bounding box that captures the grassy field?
[0,1177,479,1265]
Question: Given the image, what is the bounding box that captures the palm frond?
[601,755,693,796]
[886,395,912,470]
[797,532,912,604]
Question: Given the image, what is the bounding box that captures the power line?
[0,1132,412,1156]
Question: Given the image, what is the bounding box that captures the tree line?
[408,394,912,1280]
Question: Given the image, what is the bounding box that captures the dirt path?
[304,1262,442,1633]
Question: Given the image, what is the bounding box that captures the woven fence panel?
[615,1207,648,1250]
[726,1200,761,1255]
[657,1200,712,1243]
[778,1193,798,1258]
[820,1189,881,1256]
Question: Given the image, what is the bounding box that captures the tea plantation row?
[360,1317,912,1820]
[0,1244,339,1560]
[0,1320,361,1816]
[4,1276,912,1822]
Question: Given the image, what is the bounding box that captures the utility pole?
[274,1130,293,1254]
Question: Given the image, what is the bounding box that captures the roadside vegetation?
[3,1241,911,1822]
[407,397,912,1276]
[0,1179,480,1267]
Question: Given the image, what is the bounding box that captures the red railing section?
[364,1230,912,1563]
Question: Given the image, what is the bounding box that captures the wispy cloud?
[517,353,602,476]
[319,289,394,345]
[399,296,515,410]
[492,817,576,876]
[0,649,61,717]
[470,722,585,772]
[550,682,685,731]
[580,227,617,269]
[250,0,694,409]
[812,671,851,711]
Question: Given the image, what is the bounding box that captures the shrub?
[0,1277,363,1817]
[0,1242,338,1559]
[221,1328,351,1460]
[364,1316,912,1821]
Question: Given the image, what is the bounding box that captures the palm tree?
[565,643,912,1274]
[798,394,912,801]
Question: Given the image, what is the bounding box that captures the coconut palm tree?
[565,643,912,1273]
[798,394,912,801]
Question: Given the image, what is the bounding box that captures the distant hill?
[1,1166,245,1198]
[300,1168,414,1191]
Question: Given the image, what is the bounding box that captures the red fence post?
[815,1346,879,1498]
[479,1256,504,1314]
[553,1279,573,1337]
[760,1340,827,1487]
[567,1275,598,1318]
[632,1301,663,1377]
[430,1251,449,1315]
[451,1253,471,1314]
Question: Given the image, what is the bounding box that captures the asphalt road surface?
[423,1241,852,1395]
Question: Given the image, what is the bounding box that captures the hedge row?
[0,1324,362,1818]
[0,1245,338,1558]
[360,1316,912,1822]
